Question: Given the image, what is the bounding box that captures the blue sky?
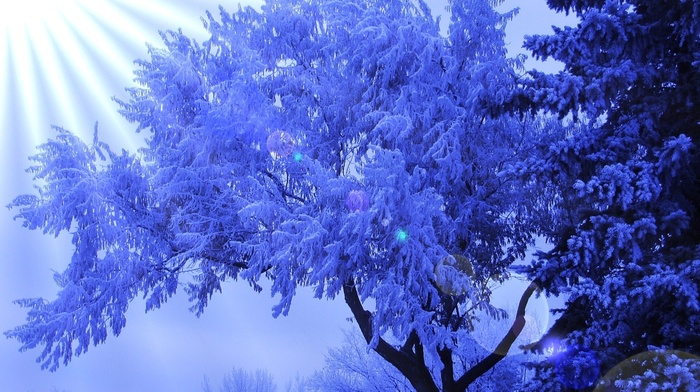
[0,1,572,391]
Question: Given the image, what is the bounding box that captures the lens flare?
[395,228,408,243]
[1,0,216,154]
[345,190,370,213]
[266,130,295,159]
[594,350,700,391]
[434,254,474,296]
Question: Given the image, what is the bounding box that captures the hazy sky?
[0,1,573,391]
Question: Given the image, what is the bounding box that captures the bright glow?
[553,344,600,390]
[395,229,409,243]
[2,0,124,148]
[1,0,82,147]
[0,0,210,153]
[0,0,72,29]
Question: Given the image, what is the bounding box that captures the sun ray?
[2,0,233,158]
[44,7,135,141]
[23,15,81,136]
[7,27,48,148]
[113,0,216,42]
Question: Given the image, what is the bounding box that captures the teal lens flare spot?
[395,228,408,243]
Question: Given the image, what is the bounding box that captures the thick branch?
[400,329,420,355]
[455,281,539,390]
[439,346,455,391]
[342,282,439,392]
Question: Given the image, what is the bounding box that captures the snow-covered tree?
[201,368,277,392]
[219,367,278,392]
[5,0,546,390]
[308,326,527,392]
[504,0,700,390]
[306,328,414,392]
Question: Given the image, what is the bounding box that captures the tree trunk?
[343,280,539,392]
[343,282,440,392]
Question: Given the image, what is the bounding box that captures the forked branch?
[342,279,539,392]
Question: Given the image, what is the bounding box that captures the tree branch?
[439,346,455,390]
[342,281,439,392]
[455,281,539,390]
[400,329,420,355]
[262,170,305,203]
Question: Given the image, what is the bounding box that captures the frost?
[6,0,573,389]
[517,1,700,391]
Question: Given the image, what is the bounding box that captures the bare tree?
[202,367,278,392]
[306,329,415,392]
[201,375,214,392]
[284,373,309,392]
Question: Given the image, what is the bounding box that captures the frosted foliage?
[307,329,413,392]
[217,367,277,392]
[6,0,545,389]
[508,0,700,390]
[553,345,600,390]
[596,350,700,392]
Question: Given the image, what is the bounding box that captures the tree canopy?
[505,0,700,390]
[5,0,546,390]
[9,0,698,390]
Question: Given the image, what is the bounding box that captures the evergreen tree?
[505,0,700,389]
